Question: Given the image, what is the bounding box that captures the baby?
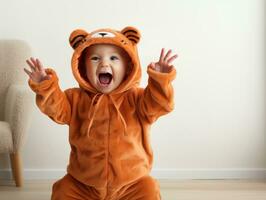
[24,26,177,200]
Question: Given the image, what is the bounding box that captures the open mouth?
[98,72,113,86]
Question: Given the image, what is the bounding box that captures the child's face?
[85,44,130,93]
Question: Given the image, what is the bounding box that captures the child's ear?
[69,29,89,49]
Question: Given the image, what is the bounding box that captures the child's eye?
[110,56,119,61]
[91,56,99,61]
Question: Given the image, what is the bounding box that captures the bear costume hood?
[69,26,141,94]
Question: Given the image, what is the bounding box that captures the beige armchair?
[0,40,34,187]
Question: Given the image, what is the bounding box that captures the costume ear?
[121,26,141,45]
[69,29,89,49]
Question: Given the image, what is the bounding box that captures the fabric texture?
[51,173,161,200]
[28,26,176,195]
[0,121,13,152]
[0,40,34,153]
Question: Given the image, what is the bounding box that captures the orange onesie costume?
[28,26,176,200]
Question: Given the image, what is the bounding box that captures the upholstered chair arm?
[4,84,34,152]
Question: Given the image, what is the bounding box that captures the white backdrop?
[0,0,265,179]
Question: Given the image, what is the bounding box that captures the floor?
[0,179,266,200]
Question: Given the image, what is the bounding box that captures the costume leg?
[51,174,106,200]
[116,176,161,200]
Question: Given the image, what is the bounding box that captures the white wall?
[0,0,265,179]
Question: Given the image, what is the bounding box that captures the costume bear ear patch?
[69,29,89,49]
[121,26,141,45]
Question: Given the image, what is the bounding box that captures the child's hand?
[24,57,51,83]
[149,48,178,73]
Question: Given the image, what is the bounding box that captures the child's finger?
[167,54,178,65]
[26,59,36,72]
[164,49,172,62]
[30,57,38,69]
[36,58,44,71]
[168,65,174,72]
[150,62,156,69]
[159,48,165,63]
[24,68,33,78]
[43,74,52,80]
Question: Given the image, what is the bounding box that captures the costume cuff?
[28,68,58,93]
[147,66,176,85]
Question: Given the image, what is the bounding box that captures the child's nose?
[100,59,110,67]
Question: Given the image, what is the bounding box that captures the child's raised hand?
[24,57,51,83]
[149,48,178,73]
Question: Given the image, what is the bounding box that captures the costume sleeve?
[137,66,176,124]
[28,68,72,125]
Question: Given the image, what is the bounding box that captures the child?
[24,26,177,200]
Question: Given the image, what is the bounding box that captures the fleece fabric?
[51,173,161,200]
[28,26,176,190]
